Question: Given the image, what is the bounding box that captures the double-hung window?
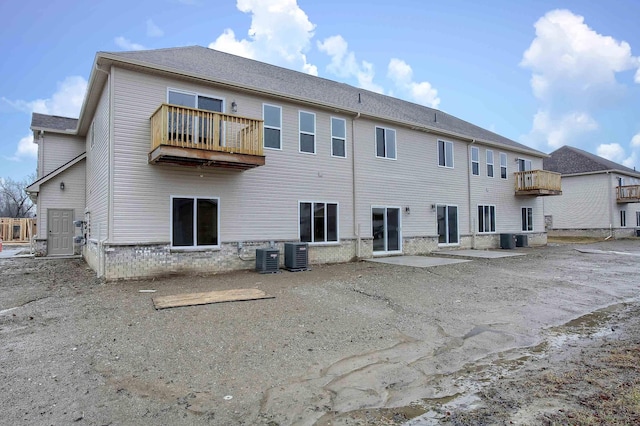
[263,104,282,149]
[500,153,507,179]
[375,126,396,159]
[171,197,219,248]
[299,111,316,154]
[486,150,494,177]
[521,207,533,231]
[300,202,338,243]
[470,146,479,175]
[438,140,454,168]
[478,205,496,233]
[331,117,347,157]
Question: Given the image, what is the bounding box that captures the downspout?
[606,171,613,240]
[352,112,361,258]
[468,139,476,248]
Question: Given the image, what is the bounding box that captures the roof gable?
[104,46,545,157]
[544,145,640,177]
[31,113,78,132]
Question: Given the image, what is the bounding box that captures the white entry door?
[48,209,74,256]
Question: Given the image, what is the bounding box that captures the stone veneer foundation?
[76,232,548,280]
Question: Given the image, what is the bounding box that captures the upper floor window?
[375,126,396,159]
[331,117,347,158]
[470,146,479,175]
[300,202,338,243]
[486,150,494,177]
[521,207,533,231]
[299,111,316,154]
[500,152,507,179]
[438,140,454,168]
[263,104,282,150]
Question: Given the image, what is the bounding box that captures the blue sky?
[2,0,640,182]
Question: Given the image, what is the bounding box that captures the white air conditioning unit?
[284,242,308,271]
[256,248,279,273]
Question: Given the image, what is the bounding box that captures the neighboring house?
[543,145,640,238]
[26,46,561,280]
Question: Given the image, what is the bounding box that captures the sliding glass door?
[372,207,401,253]
[437,204,459,245]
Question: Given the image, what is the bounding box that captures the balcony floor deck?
[149,145,265,170]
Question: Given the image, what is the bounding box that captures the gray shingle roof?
[31,113,78,132]
[544,145,640,177]
[107,46,544,156]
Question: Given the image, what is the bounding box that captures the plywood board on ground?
[153,288,274,310]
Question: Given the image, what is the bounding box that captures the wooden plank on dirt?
[152,288,274,310]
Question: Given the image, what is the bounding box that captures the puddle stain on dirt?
[264,302,632,425]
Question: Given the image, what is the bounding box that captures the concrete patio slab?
[365,255,471,267]
[439,249,528,259]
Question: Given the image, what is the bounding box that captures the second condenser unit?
[284,242,308,271]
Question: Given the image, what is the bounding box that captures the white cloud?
[522,110,598,149]
[2,76,87,118]
[209,0,317,76]
[597,143,626,163]
[387,58,440,108]
[147,19,164,37]
[5,134,37,162]
[521,9,639,106]
[114,36,145,51]
[317,35,383,93]
[631,133,640,148]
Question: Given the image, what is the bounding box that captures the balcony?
[617,185,640,203]
[514,170,562,196]
[149,104,265,170]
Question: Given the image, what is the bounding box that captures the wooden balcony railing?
[617,185,640,203]
[149,104,265,170]
[514,170,562,196]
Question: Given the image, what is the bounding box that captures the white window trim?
[521,206,533,232]
[486,149,494,178]
[298,201,340,245]
[438,139,454,168]
[517,157,533,172]
[470,146,479,176]
[299,110,316,155]
[500,152,508,179]
[375,126,397,160]
[437,203,460,246]
[263,103,282,151]
[170,195,221,251]
[371,205,403,254]
[477,204,497,234]
[167,88,225,111]
[331,116,347,159]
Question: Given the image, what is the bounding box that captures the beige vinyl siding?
[543,174,610,229]
[37,160,86,235]
[354,120,469,239]
[41,133,85,175]
[469,150,544,233]
[86,80,110,241]
[110,67,353,244]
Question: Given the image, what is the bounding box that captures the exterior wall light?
[231,101,238,113]
[60,182,65,190]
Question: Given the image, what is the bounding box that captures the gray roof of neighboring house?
[106,46,545,156]
[544,145,640,177]
[31,112,78,132]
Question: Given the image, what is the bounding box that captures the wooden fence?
[0,218,36,243]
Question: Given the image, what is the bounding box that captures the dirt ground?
[1,240,640,425]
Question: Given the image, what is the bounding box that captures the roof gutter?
[95,52,547,158]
